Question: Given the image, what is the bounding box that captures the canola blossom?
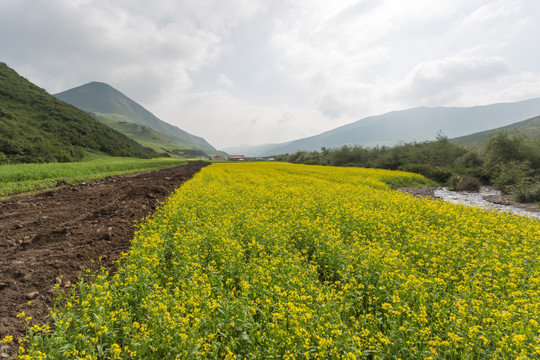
[20,163,540,359]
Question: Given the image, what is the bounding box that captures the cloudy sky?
[2,0,540,149]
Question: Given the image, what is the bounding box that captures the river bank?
[398,186,540,220]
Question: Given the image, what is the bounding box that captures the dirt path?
[0,161,209,356]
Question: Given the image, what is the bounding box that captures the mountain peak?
[55,82,219,155]
[58,81,123,98]
[86,81,117,90]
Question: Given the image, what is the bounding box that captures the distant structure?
[228,155,246,161]
[213,155,226,160]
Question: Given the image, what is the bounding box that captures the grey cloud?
[0,0,249,102]
[317,90,370,119]
[318,94,346,119]
[402,56,510,103]
[1,0,539,148]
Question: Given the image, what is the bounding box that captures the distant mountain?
[55,82,221,156]
[0,62,155,164]
[452,114,540,147]
[228,98,540,156]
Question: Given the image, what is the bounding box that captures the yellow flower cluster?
[20,163,540,359]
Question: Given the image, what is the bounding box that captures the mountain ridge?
[54,82,220,156]
[225,98,540,156]
[0,62,155,164]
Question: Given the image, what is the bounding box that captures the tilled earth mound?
[0,161,209,357]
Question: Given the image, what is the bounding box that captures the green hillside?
[0,63,156,164]
[452,114,540,147]
[54,82,222,157]
[92,114,210,158]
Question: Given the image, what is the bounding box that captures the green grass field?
[0,157,187,197]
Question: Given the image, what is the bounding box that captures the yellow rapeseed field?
[16,163,540,359]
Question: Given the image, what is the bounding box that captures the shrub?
[398,163,452,183]
[492,161,534,192]
[454,151,483,168]
[511,179,540,203]
[483,133,540,174]
[0,151,7,164]
[447,174,481,192]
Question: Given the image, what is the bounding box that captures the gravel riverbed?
[398,186,540,220]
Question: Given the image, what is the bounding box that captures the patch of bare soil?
[0,161,209,358]
[396,186,440,200]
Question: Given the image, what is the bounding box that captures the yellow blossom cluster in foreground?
[20,163,540,359]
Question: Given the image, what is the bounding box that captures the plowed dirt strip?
[0,161,209,353]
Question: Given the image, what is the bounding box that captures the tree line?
[273,133,540,203]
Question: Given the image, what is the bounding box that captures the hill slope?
[452,114,540,147]
[227,99,540,156]
[0,63,155,164]
[54,82,220,156]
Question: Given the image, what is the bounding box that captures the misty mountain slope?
[228,98,540,156]
[54,82,220,155]
[0,62,154,164]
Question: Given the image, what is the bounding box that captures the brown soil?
[0,161,209,358]
[397,186,440,200]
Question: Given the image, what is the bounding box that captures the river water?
[434,186,540,220]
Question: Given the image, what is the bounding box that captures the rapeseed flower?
[18,163,540,359]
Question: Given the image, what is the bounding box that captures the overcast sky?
[2,0,540,149]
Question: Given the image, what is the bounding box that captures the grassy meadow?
[0,157,187,197]
[9,163,540,359]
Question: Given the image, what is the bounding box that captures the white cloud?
[217,74,235,88]
[485,71,540,104]
[462,0,522,24]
